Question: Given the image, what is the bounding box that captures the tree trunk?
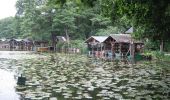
[51,33,56,51]
[65,27,69,53]
[160,40,163,52]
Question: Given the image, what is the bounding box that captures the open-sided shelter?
[104,34,143,58]
[85,36,108,57]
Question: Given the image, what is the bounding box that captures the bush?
[56,40,88,54]
[152,51,165,60]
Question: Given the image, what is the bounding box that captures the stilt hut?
[9,39,34,51]
[56,36,67,52]
[33,40,49,52]
[85,36,108,58]
[22,39,33,51]
[0,39,10,51]
[104,34,144,59]
[9,39,22,51]
[16,39,24,50]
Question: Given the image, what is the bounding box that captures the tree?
[102,0,170,51]
[14,0,117,42]
[16,0,50,40]
[0,17,16,38]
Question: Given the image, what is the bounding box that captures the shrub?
[152,51,165,60]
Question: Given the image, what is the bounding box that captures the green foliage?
[162,55,170,62]
[102,0,170,52]
[13,0,117,41]
[15,0,52,40]
[152,51,165,60]
[0,0,130,41]
[0,17,16,38]
[144,40,160,51]
[96,26,119,36]
[52,2,77,38]
[104,0,170,40]
[2,0,170,54]
[164,41,170,52]
[56,40,87,54]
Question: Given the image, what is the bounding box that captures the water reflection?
[0,51,36,59]
[0,69,20,100]
[0,51,36,100]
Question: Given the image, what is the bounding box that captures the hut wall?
[0,41,10,51]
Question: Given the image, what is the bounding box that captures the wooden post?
[119,43,122,55]
[100,43,102,58]
[13,40,14,51]
[130,41,135,64]
[97,43,99,58]
[111,41,115,61]
[103,43,106,59]
[92,44,94,57]
[111,42,113,61]
[51,33,57,51]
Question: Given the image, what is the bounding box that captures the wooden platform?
[37,47,48,52]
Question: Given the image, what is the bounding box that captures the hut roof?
[14,39,23,42]
[9,38,23,42]
[125,27,133,34]
[85,36,108,43]
[56,36,67,42]
[110,34,131,43]
[0,38,5,41]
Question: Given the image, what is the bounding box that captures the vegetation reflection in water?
[3,52,168,100]
[0,59,20,100]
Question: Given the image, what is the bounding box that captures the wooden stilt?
[119,43,122,60]
[130,41,135,64]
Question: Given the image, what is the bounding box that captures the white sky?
[0,0,17,19]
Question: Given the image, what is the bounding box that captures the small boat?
[17,74,26,85]
[15,74,27,91]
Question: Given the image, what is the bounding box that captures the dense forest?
[0,0,170,51]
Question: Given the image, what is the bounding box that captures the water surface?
[0,51,37,100]
[0,69,20,100]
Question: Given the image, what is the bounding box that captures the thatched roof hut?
[109,34,131,43]
[104,34,143,56]
[85,34,144,58]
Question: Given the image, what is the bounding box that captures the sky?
[0,0,17,19]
